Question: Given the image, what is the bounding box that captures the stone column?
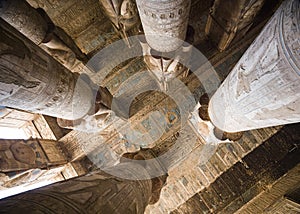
[136,0,191,52]
[0,139,67,172]
[208,0,300,132]
[0,0,87,70]
[0,162,153,214]
[205,0,265,51]
[0,18,104,120]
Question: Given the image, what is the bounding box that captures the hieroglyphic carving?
[136,0,191,52]
[39,139,68,164]
[205,0,266,51]
[0,18,93,120]
[0,0,88,70]
[208,0,300,132]
[265,197,300,213]
[0,108,35,128]
[140,26,194,91]
[0,165,68,191]
[0,139,67,172]
[27,0,116,54]
[32,114,57,140]
[0,162,153,214]
[0,0,48,44]
[0,18,114,133]
[0,30,40,89]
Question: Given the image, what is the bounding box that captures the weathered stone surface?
[173,123,300,213]
[99,0,141,46]
[0,108,35,128]
[0,18,93,120]
[136,0,191,52]
[0,0,88,70]
[208,0,300,132]
[42,115,71,140]
[263,197,300,214]
[52,9,282,212]
[0,161,154,214]
[0,138,67,172]
[0,17,113,128]
[205,0,266,51]
[147,125,281,213]
[0,0,47,44]
[27,0,116,54]
[0,1,295,213]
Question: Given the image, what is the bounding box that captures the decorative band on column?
[136,0,191,52]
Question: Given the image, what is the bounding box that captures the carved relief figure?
[10,143,36,165]
[0,28,40,89]
[0,141,36,172]
[0,66,40,89]
[0,0,87,70]
[99,0,140,45]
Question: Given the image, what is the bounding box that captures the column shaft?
[136,0,191,52]
[208,0,300,132]
[0,0,87,69]
[0,18,93,120]
[0,162,153,214]
[205,0,265,51]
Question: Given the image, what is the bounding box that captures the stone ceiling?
[26,0,211,55]
[2,0,296,213]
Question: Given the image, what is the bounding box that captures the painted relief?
[0,139,66,172]
[0,140,40,172]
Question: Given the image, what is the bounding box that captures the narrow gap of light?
[0,180,54,200]
[0,166,69,199]
[0,127,45,199]
[0,127,28,139]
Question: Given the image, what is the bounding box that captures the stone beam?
[171,123,300,213]
[0,138,67,172]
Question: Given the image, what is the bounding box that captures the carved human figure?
[0,0,87,70]
[99,0,140,46]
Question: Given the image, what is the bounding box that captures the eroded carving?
[0,139,66,172]
[208,0,300,132]
[0,0,87,70]
[0,28,40,89]
[141,26,194,91]
[0,161,161,214]
[0,18,93,120]
[205,0,266,51]
[99,0,140,46]
[136,0,191,52]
